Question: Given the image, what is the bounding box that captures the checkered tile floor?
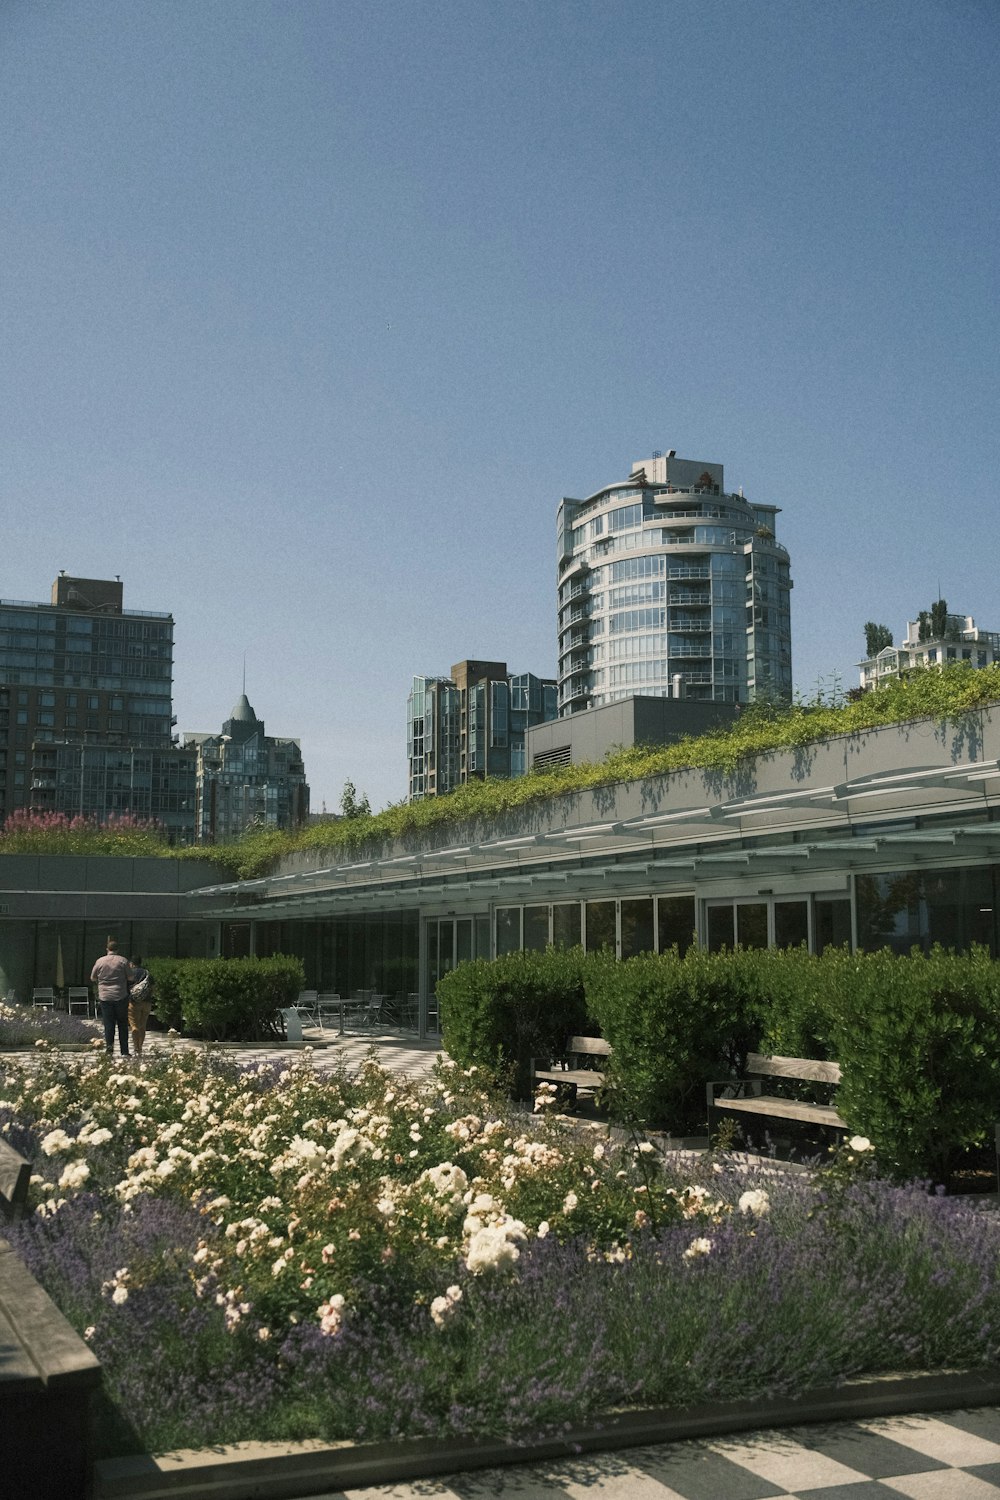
[307,1408,1000,1498]
[141,1028,445,1081]
[1,1026,445,1084]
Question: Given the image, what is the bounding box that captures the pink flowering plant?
[0,808,167,856]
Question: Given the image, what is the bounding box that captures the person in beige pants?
[127,955,153,1058]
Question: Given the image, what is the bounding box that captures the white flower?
[430,1284,463,1328]
[738,1189,770,1217]
[849,1135,873,1153]
[418,1162,469,1203]
[40,1129,74,1157]
[683,1236,713,1260]
[58,1160,91,1190]
[330,1126,374,1171]
[111,1285,129,1305]
[466,1219,527,1275]
[562,1191,578,1214]
[317,1294,345,1336]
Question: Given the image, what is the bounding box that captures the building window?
[552,903,582,947]
[522,906,550,951]
[585,901,616,954]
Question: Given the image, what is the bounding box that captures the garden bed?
[1,1045,999,1461]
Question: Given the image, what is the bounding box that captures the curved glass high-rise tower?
[557,452,792,713]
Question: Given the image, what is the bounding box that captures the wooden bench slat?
[746,1052,842,1085]
[534,1068,606,1089]
[565,1036,612,1057]
[715,1095,847,1127]
[0,1139,31,1222]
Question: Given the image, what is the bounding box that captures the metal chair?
[67,986,91,1016]
[315,993,343,1032]
[353,994,386,1032]
[295,990,318,1023]
[31,987,55,1010]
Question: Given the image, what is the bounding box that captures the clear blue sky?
[2,1,997,812]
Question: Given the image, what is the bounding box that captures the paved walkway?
[304,1407,1000,1498]
[0,1024,446,1083]
[140,1025,445,1081]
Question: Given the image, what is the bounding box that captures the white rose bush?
[3,1045,1000,1455]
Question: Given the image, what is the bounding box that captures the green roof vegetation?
[3,664,999,880]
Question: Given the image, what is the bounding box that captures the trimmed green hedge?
[438,943,1000,1178]
[821,945,1000,1179]
[146,955,305,1042]
[438,947,590,1097]
[585,946,763,1129]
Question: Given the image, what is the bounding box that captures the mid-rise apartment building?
[184,692,309,843]
[556,451,793,713]
[407,660,557,800]
[0,574,196,840]
[858,608,1000,691]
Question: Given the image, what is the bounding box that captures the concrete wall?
[525,696,739,770]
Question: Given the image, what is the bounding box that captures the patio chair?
[67,986,91,1016]
[31,987,55,1010]
[294,990,319,1023]
[356,994,387,1032]
[315,993,344,1031]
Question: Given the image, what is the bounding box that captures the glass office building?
[557,452,792,713]
[407,660,557,801]
[0,574,195,839]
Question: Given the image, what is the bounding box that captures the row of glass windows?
[608,581,666,607]
[608,608,666,633]
[495,896,697,959]
[0,615,171,638]
[608,555,666,582]
[490,867,1000,963]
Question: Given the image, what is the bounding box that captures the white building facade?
[859,611,1000,692]
[557,451,792,714]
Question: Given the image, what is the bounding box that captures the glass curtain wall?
[0,919,214,1002]
[855,867,998,955]
[495,896,695,959]
[706,897,809,952]
[259,912,421,998]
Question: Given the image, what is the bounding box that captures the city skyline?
[3,2,997,812]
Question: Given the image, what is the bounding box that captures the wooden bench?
[0,1237,103,1499]
[0,1138,31,1223]
[707,1052,847,1149]
[531,1035,612,1109]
